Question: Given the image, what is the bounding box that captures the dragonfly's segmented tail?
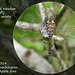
[48,31,52,63]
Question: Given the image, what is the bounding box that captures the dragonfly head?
[46,19,54,25]
[46,19,54,27]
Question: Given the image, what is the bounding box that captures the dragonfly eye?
[46,22,48,26]
[46,20,49,26]
[52,20,54,23]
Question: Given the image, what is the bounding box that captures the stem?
[37,3,45,23]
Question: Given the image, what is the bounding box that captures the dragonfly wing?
[55,27,75,39]
[56,33,75,39]
[54,27,75,47]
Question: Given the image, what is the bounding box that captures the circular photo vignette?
[13,1,75,74]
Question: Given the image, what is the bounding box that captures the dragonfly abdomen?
[48,31,52,63]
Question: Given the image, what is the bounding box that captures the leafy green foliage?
[18,5,40,23]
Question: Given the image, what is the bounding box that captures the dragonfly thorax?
[46,20,54,36]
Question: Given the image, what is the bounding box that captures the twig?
[53,35,64,41]
[37,3,45,23]
[15,21,40,31]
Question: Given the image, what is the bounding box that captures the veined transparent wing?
[54,27,75,45]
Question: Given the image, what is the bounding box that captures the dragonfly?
[45,19,55,63]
